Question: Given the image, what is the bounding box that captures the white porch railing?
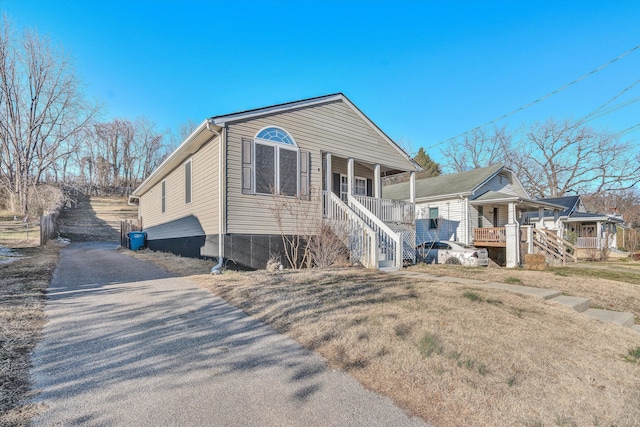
[323,191,403,269]
[324,192,378,268]
[352,194,415,224]
[575,236,612,249]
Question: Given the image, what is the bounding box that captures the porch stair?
[324,192,403,271]
[532,227,577,265]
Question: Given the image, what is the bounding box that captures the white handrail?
[352,194,415,224]
[348,194,402,269]
[326,192,378,268]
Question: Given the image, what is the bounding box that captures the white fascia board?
[415,192,473,203]
[132,120,218,197]
[209,94,344,126]
[469,196,519,204]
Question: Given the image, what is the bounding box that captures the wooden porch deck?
[473,227,506,247]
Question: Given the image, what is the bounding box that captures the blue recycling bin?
[128,232,146,251]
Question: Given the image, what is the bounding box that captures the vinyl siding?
[139,137,219,238]
[415,198,466,243]
[475,173,520,197]
[225,100,413,235]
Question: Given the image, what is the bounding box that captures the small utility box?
[128,232,147,251]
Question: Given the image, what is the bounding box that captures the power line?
[429,44,640,149]
[578,79,640,124]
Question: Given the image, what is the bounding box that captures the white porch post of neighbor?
[596,221,603,249]
[409,171,416,203]
[374,164,381,198]
[505,201,519,268]
[537,207,546,229]
[347,158,354,196]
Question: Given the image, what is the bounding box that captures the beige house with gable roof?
[130,94,420,270]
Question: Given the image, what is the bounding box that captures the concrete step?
[550,295,592,313]
[631,324,640,334]
[583,309,635,327]
[379,266,400,272]
[479,282,562,300]
[378,259,394,269]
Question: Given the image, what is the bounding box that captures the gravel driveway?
[30,242,428,426]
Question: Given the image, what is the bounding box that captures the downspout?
[515,201,522,266]
[206,119,225,274]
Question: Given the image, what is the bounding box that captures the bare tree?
[506,119,640,198]
[0,15,99,213]
[583,189,640,228]
[133,116,167,181]
[440,125,510,172]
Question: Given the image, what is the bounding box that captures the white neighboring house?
[524,195,624,252]
[383,165,566,267]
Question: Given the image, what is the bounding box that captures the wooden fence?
[39,201,66,245]
[120,219,142,248]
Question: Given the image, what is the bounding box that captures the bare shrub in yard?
[268,193,316,269]
[308,221,349,268]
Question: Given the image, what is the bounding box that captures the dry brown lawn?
[127,250,640,427]
[410,262,640,323]
[0,241,61,426]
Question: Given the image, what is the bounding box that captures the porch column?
[325,153,332,195]
[505,201,519,268]
[409,171,416,203]
[347,158,354,196]
[374,164,381,198]
[553,208,560,229]
[596,222,602,249]
[538,207,545,229]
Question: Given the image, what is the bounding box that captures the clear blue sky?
[3,0,640,166]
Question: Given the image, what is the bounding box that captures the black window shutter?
[241,138,253,194]
[366,178,373,197]
[299,151,310,200]
[332,173,340,196]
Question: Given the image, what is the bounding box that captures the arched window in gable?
[241,127,310,199]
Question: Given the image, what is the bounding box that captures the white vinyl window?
[185,159,192,204]
[354,177,367,196]
[161,180,166,213]
[254,127,299,196]
[340,174,367,201]
[429,207,439,229]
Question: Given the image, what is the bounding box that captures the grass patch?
[463,290,483,302]
[549,266,640,286]
[394,322,412,339]
[504,276,522,283]
[463,290,502,306]
[417,332,442,357]
[0,242,61,426]
[625,346,640,364]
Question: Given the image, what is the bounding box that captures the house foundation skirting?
[146,235,206,259]
[148,233,308,270]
